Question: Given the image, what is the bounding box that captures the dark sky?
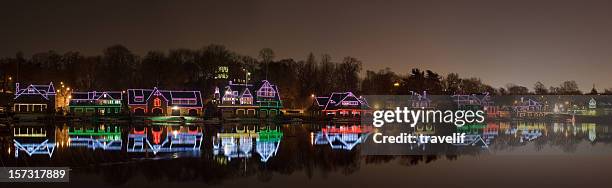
[2,0,612,91]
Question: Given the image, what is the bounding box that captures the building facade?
[312,92,371,117]
[213,80,282,118]
[13,83,56,113]
[452,93,505,117]
[127,87,203,116]
[68,91,123,116]
[513,97,547,118]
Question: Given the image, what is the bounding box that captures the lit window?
[154,98,161,107]
[257,88,276,97]
[240,97,253,105]
[341,101,359,106]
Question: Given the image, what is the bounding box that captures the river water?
[1,122,611,187]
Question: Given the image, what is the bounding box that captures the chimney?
[15,83,19,94]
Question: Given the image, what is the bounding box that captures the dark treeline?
[1,44,611,108]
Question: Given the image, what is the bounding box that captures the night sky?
[2,0,612,91]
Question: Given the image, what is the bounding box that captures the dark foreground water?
[1,122,611,187]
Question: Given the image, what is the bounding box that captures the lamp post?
[56,82,72,114]
[242,68,251,86]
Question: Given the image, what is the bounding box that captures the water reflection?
[3,122,611,159]
[311,125,372,150]
[127,126,203,155]
[12,127,55,158]
[212,126,283,162]
[68,125,122,150]
[255,128,283,162]
[453,123,497,148]
[0,122,611,185]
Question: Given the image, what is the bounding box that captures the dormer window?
[134,90,144,102]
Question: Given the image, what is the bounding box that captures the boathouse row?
[212,80,283,118]
[8,80,282,117]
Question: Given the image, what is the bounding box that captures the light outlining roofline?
[127,88,203,107]
[14,82,56,100]
[323,92,347,110]
[323,92,367,111]
[315,97,328,106]
[95,91,123,100]
[145,87,169,103]
[334,92,358,107]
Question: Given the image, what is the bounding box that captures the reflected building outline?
[454,123,489,148]
[127,126,203,154]
[255,128,283,162]
[68,126,123,151]
[312,125,372,151]
[213,126,284,162]
[213,127,257,161]
[13,127,55,158]
[482,123,500,145]
[516,123,545,143]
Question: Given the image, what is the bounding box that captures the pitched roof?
[127,87,203,107]
[315,97,330,106]
[317,92,369,110]
[218,80,281,101]
[225,83,253,98]
[14,82,56,100]
[71,91,123,101]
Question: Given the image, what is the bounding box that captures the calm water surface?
[1,122,611,187]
